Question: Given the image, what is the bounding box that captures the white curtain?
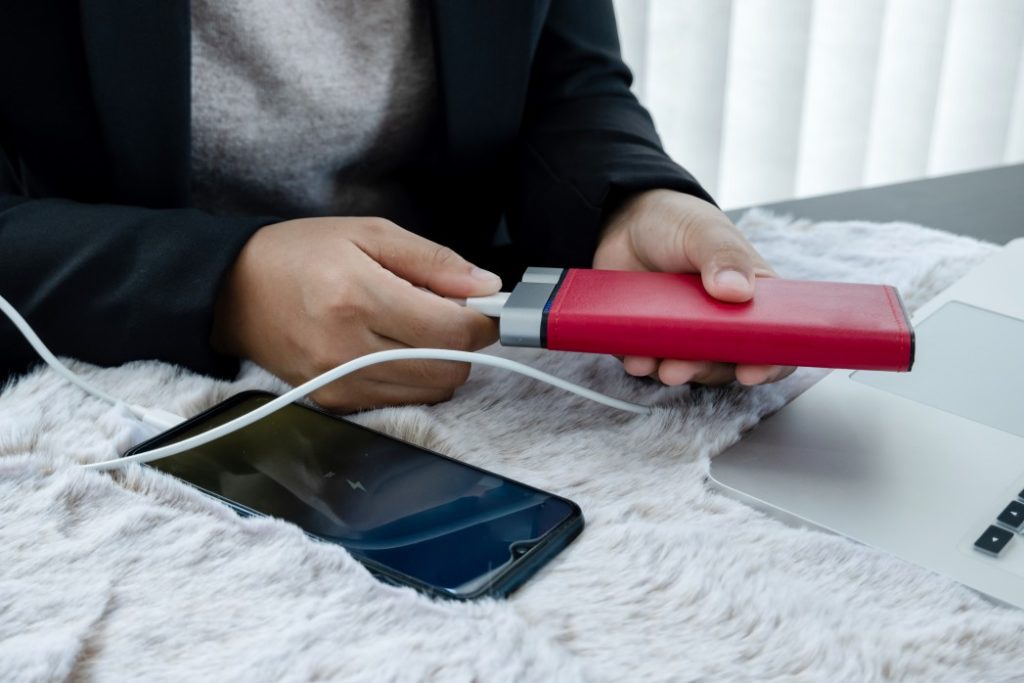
[613,0,1024,209]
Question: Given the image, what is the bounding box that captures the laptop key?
[998,500,1024,530]
[975,525,1014,556]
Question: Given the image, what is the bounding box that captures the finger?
[301,312,480,394]
[312,377,457,412]
[735,364,773,386]
[623,355,658,377]
[735,364,797,385]
[772,365,797,382]
[348,332,477,391]
[368,271,498,351]
[658,359,737,386]
[680,223,763,304]
[351,219,502,298]
[689,361,738,386]
[657,359,704,386]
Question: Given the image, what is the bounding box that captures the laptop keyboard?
[973,491,1024,556]
[975,526,1014,556]
[997,500,1024,531]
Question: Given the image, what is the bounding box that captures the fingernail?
[470,267,501,284]
[714,269,752,292]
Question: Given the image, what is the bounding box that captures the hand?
[593,189,795,386]
[211,217,502,411]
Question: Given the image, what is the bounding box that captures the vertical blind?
[613,0,1024,209]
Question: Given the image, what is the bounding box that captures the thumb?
[627,192,765,303]
[686,223,760,303]
[356,220,502,297]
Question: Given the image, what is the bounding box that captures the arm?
[510,1,792,386]
[507,0,714,267]
[0,150,502,411]
[0,161,273,380]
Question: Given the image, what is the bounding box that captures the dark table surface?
[725,164,1023,245]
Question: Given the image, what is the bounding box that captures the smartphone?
[123,391,583,600]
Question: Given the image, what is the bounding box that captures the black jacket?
[0,0,710,381]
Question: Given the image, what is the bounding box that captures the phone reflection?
[148,396,575,594]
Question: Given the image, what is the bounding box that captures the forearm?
[506,0,714,267]
[0,194,274,380]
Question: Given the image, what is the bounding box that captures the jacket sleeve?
[507,0,715,268]
[0,172,273,381]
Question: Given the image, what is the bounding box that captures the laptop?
[709,238,1024,608]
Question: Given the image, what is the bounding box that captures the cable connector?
[463,292,510,317]
[127,405,187,431]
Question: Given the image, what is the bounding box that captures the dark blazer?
[0,0,710,381]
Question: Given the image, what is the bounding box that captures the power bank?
[498,267,914,371]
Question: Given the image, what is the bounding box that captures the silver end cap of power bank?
[499,267,565,347]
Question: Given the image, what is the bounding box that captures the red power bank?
[498,267,914,371]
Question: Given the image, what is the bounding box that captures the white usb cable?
[0,293,189,431]
[0,293,651,471]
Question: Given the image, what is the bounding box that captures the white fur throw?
[2,211,1022,682]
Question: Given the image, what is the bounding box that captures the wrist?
[595,189,668,268]
[210,228,265,358]
[210,269,242,357]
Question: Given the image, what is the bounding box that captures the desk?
[726,164,1024,245]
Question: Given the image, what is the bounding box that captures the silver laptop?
[709,238,1024,608]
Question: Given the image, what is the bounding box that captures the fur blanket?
[2,211,1021,682]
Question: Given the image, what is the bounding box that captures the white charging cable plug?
[1,293,651,472]
[419,286,510,318]
[0,294,188,431]
[130,406,189,431]
[458,293,511,318]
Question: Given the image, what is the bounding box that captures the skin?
[211,217,502,412]
[212,190,794,412]
[594,189,795,387]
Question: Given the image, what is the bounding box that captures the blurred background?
[611,0,1024,209]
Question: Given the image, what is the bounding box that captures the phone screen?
[129,393,580,598]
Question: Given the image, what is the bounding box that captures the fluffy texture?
[2,212,1021,682]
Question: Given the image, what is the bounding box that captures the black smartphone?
[123,391,583,600]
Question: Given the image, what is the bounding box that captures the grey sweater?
[190,0,437,225]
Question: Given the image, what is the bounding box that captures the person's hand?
[211,217,502,411]
[593,189,795,386]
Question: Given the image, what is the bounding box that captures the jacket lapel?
[78,0,190,207]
